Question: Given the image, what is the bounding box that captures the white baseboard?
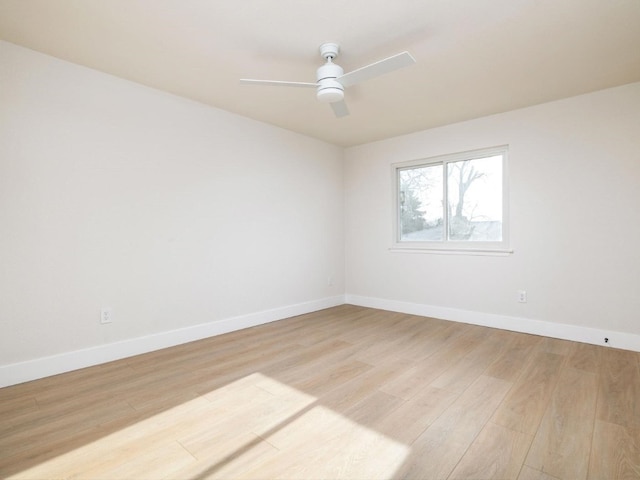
[0,295,345,388]
[345,294,640,353]
[4,293,637,389]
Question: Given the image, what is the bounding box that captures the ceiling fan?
[240,43,416,118]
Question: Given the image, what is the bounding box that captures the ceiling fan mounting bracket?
[319,42,340,61]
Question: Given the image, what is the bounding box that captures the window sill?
[389,246,514,256]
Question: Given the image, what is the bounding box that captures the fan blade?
[239,79,317,88]
[337,51,416,87]
[330,100,349,118]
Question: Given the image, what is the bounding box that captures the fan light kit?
[240,42,416,118]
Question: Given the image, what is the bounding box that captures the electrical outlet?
[100,307,112,324]
[517,290,527,303]
[327,275,334,286]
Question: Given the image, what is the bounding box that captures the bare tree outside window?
[399,164,442,241]
[447,155,502,241]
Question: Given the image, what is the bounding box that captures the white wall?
[0,41,344,383]
[345,82,640,347]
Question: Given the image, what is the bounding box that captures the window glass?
[447,155,502,242]
[399,164,443,241]
[393,146,508,253]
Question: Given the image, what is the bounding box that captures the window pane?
[447,155,502,241]
[399,164,443,241]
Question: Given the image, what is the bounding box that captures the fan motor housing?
[316,63,344,103]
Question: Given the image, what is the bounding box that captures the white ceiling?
[1,0,639,147]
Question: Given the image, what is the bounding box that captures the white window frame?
[391,146,512,255]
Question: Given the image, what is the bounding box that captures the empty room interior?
[1,1,640,479]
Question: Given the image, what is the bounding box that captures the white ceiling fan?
[240,43,416,118]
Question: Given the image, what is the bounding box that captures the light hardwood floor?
[1,305,639,479]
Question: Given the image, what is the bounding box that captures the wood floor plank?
[334,311,405,346]
[491,350,565,435]
[379,330,480,400]
[0,394,37,419]
[539,337,576,357]
[393,375,512,480]
[448,422,533,480]
[0,424,105,478]
[68,440,195,480]
[484,332,541,381]
[597,347,640,428]
[0,399,139,453]
[525,367,598,480]
[290,359,374,397]
[319,358,411,413]
[242,404,409,480]
[588,421,640,480]
[430,330,508,392]
[567,342,603,374]
[518,465,562,480]
[259,338,356,380]
[166,437,280,480]
[341,389,405,427]
[351,314,448,365]
[374,385,460,445]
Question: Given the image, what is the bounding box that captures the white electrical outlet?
[100,307,112,324]
[517,290,527,303]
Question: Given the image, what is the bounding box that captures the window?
[392,146,510,254]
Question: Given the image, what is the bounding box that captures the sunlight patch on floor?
[10,373,409,479]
